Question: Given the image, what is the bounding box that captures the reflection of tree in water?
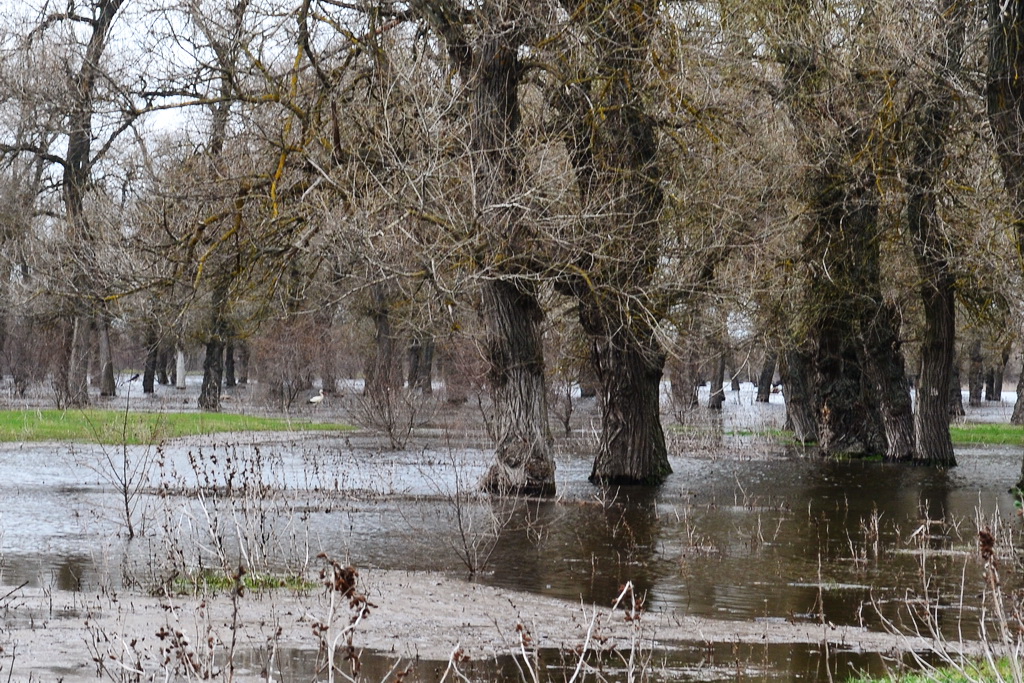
[483,490,663,607]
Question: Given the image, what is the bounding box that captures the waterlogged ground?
[1,381,1023,681]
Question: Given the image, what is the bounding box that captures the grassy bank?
[0,409,351,445]
[949,423,1024,446]
[847,656,1020,682]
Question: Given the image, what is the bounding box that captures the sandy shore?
[0,568,982,681]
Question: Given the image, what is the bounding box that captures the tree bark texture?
[781,349,818,443]
[708,353,726,411]
[802,158,905,458]
[198,282,229,411]
[583,303,671,485]
[756,351,778,403]
[988,0,1024,437]
[968,339,984,407]
[949,361,965,417]
[468,32,556,495]
[224,340,236,388]
[480,280,555,495]
[557,0,671,485]
[143,325,158,394]
[97,315,116,397]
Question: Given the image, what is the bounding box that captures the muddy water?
[1,419,1022,680]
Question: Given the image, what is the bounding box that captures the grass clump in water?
[0,409,351,445]
[171,569,318,596]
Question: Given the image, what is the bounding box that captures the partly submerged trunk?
[781,349,818,443]
[912,275,957,465]
[585,307,671,486]
[756,351,777,403]
[480,280,555,496]
[862,302,915,461]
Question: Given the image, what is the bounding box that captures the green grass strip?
[171,569,318,596]
[0,409,351,445]
[949,423,1024,446]
[846,656,1020,682]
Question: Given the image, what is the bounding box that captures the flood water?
[1,385,1023,681]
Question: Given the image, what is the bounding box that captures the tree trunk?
[97,315,116,397]
[968,339,984,407]
[862,302,915,461]
[143,325,158,394]
[781,350,817,443]
[756,351,777,403]
[949,361,965,417]
[985,368,996,401]
[157,344,169,385]
[198,282,229,411]
[237,341,249,385]
[1011,359,1024,424]
[480,280,555,496]
[406,338,434,393]
[912,277,957,465]
[62,317,91,408]
[462,32,555,495]
[708,353,726,411]
[175,348,187,390]
[198,339,223,411]
[586,314,671,486]
[668,347,699,409]
[224,339,236,388]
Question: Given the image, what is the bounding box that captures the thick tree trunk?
[586,318,671,486]
[480,280,555,496]
[364,289,402,403]
[462,33,554,495]
[781,350,817,443]
[756,351,777,403]
[913,278,957,465]
[440,339,470,404]
[862,303,915,461]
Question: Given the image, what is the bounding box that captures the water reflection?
[1,437,1022,677]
